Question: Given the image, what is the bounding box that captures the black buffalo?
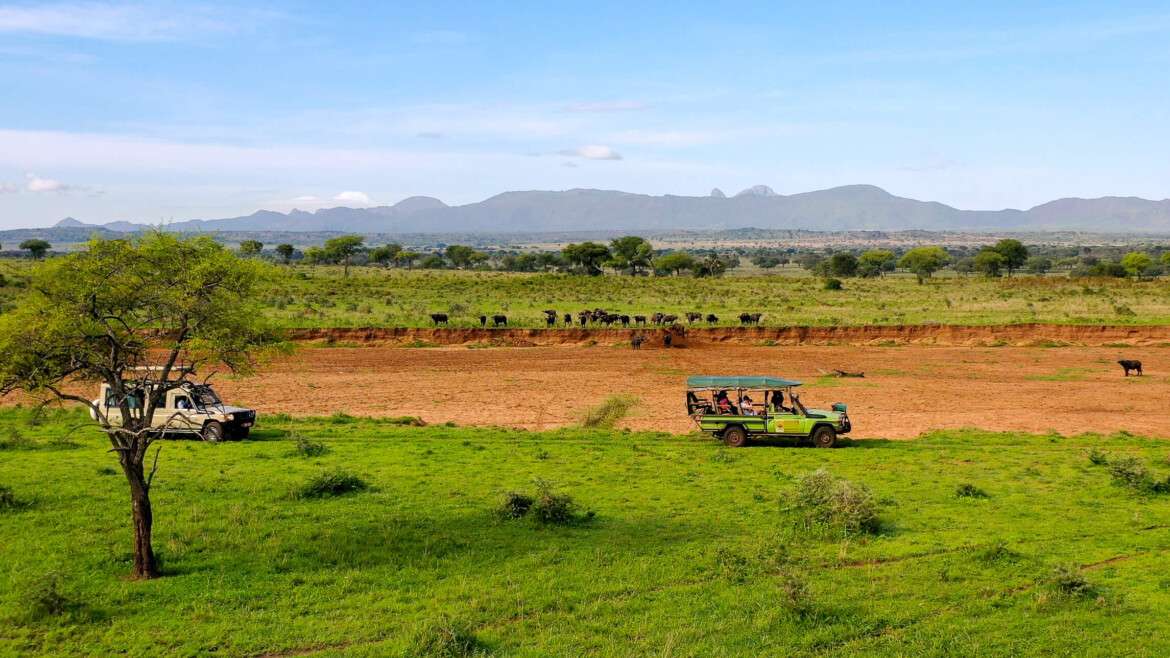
[478,315,487,327]
[706,314,718,324]
[492,314,508,327]
[563,313,572,325]
[686,312,702,323]
[631,335,645,350]
[1119,359,1143,376]
[634,315,647,325]
[430,313,448,326]
[739,312,762,325]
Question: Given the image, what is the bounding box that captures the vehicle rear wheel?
[723,425,749,448]
[812,425,836,448]
[202,420,224,442]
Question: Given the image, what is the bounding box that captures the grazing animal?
[662,314,678,324]
[686,312,702,323]
[663,333,673,348]
[478,315,487,327]
[430,313,448,326]
[631,334,645,350]
[651,312,665,325]
[492,314,508,327]
[739,312,763,325]
[578,311,589,327]
[543,309,557,327]
[620,315,630,327]
[634,315,647,325]
[1119,359,1143,376]
[706,314,718,324]
[563,313,572,325]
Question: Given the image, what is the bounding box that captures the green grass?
[4,408,1170,655]
[236,266,1170,328]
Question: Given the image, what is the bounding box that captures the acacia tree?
[608,236,653,275]
[898,246,950,284]
[992,239,1028,277]
[275,243,295,264]
[562,242,611,275]
[20,238,50,259]
[323,235,365,276]
[239,239,264,256]
[0,233,283,579]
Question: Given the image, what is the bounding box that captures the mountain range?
[45,184,1170,234]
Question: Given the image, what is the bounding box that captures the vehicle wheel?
[723,425,749,448]
[202,421,224,442]
[812,425,836,448]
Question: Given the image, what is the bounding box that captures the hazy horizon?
[2,2,1170,228]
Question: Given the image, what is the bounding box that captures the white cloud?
[25,173,69,192]
[333,190,372,205]
[0,2,267,41]
[559,145,623,161]
[290,195,321,203]
[563,100,647,113]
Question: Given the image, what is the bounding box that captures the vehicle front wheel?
[812,425,836,448]
[723,425,749,448]
[202,420,224,442]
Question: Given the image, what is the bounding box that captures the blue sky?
[1,1,1169,227]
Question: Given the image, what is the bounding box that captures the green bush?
[823,278,843,291]
[496,492,534,519]
[294,470,368,499]
[1087,448,1109,466]
[0,484,30,511]
[1050,564,1098,599]
[409,617,489,657]
[955,483,989,499]
[291,432,328,458]
[499,479,593,526]
[792,469,880,535]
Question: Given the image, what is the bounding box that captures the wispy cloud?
[0,2,271,41]
[333,190,372,205]
[558,145,623,161]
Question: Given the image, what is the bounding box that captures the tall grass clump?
[290,432,328,458]
[496,478,593,526]
[409,617,489,657]
[791,469,880,535]
[0,485,30,511]
[1107,456,1170,494]
[579,395,638,429]
[294,469,368,499]
[1049,564,1098,599]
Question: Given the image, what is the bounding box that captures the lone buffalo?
[430,313,448,326]
[492,314,508,327]
[1119,359,1143,376]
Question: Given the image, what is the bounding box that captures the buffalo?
[706,313,718,325]
[631,334,645,350]
[1119,359,1143,376]
[739,312,762,325]
[492,314,508,327]
[686,312,702,323]
[578,311,589,327]
[620,315,630,327]
[478,315,487,327]
[430,313,448,326]
[651,312,665,325]
[662,314,678,324]
[563,313,572,325]
[634,315,647,325]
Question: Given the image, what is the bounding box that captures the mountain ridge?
[46,185,1170,233]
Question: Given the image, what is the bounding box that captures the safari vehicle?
[90,369,256,442]
[686,375,850,448]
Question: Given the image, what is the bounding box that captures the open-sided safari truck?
[90,367,256,442]
[687,375,851,448]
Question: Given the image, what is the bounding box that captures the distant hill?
[22,185,1170,235]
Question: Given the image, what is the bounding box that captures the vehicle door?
[157,390,200,431]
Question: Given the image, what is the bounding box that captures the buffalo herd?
[430,309,764,327]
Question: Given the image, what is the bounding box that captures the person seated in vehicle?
[686,391,711,414]
[740,394,757,415]
[769,390,791,414]
[715,390,734,415]
[175,396,192,410]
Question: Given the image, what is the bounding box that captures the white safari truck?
[91,373,256,441]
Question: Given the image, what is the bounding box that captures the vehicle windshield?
[191,385,222,407]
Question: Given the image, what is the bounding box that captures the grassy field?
[4,407,1170,656]
[263,267,1170,328]
[4,259,1170,328]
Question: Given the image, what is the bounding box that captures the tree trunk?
[122,458,159,579]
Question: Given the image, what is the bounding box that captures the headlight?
[225,413,234,421]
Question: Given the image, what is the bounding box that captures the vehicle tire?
[812,425,836,448]
[723,425,749,448]
[202,420,224,442]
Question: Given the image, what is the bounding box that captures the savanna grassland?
[3,408,1170,656]
[260,267,1170,328]
[4,258,1170,329]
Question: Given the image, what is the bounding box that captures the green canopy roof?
[686,375,802,390]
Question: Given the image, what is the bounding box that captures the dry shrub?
[294,470,368,499]
[955,483,989,499]
[1050,564,1098,599]
[792,469,880,535]
[579,395,638,429]
[291,432,328,458]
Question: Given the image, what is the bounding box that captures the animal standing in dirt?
[631,334,645,350]
[492,314,508,327]
[663,333,672,348]
[430,313,448,326]
[1118,359,1143,376]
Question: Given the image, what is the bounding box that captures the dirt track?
[205,343,1168,439]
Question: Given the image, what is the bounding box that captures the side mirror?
[832,402,847,413]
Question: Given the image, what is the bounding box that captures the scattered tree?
[857,249,896,278]
[238,240,263,256]
[275,243,295,264]
[750,254,782,269]
[1120,251,1154,279]
[654,252,697,276]
[974,248,1006,277]
[898,246,950,284]
[322,235,365,277]
[445,245,486,269]
[608,236,653,275]
[992,239,1028,276]
[827,253,859,278]
[562,242,611,275]
[368,243,402,267]
[19,239,50,259]
[693,254,728,278]
[395,250,420,269]
[0,233,283,579]
[1025,256,1052,274]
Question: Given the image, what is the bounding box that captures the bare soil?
[203,343,1169,439]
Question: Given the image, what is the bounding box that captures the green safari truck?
[686,375,851,448]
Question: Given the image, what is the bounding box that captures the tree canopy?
[608,236,653,275]
[1120,251,1153,278]
[0,233,284,578]
[992,239,1028,276]
[654,252,697,276]
[19,238,50,259]
[898,246,950,283]
[239,239,264,256]
[562,242,611,275]
[323,235,365,276]
[857,250,896,278]
[275,243,295,263]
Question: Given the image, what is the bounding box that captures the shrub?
[0,485,30,511]
[975,540,1019,564]
[386,416,427,427]
[823,277,843,291]
[328,411,356,424]
[1050,564,1098,599]
[580,394,638,429]
[531,478,592,525]
[409,617,488,657]
[791,469,880,535]
[1107,456,1170,494]
[0,429,32,450]
[292,433,328,458]
[1087,448,1109,466]
[496,492,534,519]
[294,470,368,499]
[955,483,989,499]
[18,573,77,621]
